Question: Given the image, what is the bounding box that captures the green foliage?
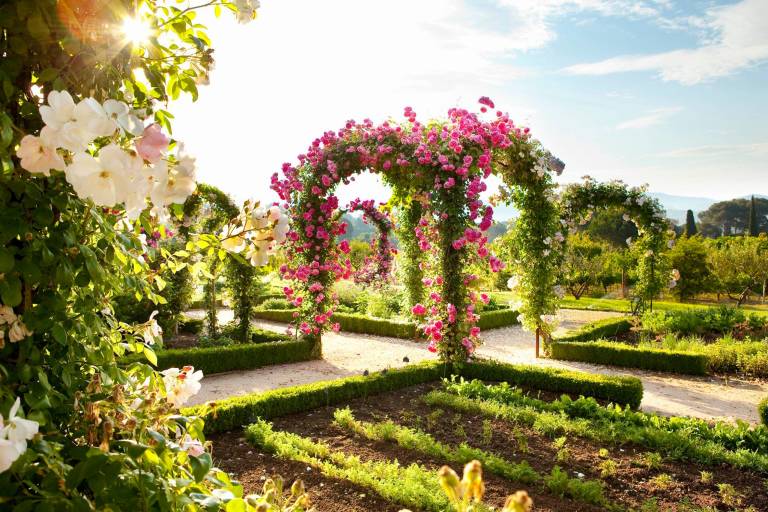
[218,323,291,344]
[641,306,758,337]
[554,317,632,343]
[222,257,265,342]
[186,361,450,433]
[544,466,605,505]
[397,201,425,310]
[332,408,541,486]
[475,309,519,330]
[581,206,639,248]
[561,233,609,299]
[639,335,768,377]
[259,297,293,310]
[254,308,517,339]
[549,341,710,375]
[699,197,768,237]
[246,419,453,512]
[707,235,768,305]
[759,396,768,427]
[460,359,643,409]
[684,209,698,237]
[748,196,759,236]
[668,235,713,300]
[433,380,768,472]
[178,316,205,334]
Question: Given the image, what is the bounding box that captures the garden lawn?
[489,293,768,317]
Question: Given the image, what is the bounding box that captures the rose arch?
[558,178,674,312]
[272,100,564,362]
[343,199,396,286]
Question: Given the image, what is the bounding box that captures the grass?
[489,292,768,317]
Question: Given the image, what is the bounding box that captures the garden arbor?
[272,102,564,362]
[558,179,673,311]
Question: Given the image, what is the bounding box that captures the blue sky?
[173,0,767,207]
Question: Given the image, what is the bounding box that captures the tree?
[684,209,698,237]
[699,197,768,237]
[709,236,768,305]
[668,236,712,301]
[748,196,759,236]
[581,207,639,248]
[561,233,608,300]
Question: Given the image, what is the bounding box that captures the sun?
[121,17,151,45]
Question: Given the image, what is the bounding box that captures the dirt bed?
[211,383,768,512]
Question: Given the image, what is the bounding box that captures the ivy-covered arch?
[558,178,673,311]
[344,199,396,286]
[272,101,564,362]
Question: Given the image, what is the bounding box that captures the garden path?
[185,309,768,424]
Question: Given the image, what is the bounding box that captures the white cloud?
[616,106,681,130]
[563,0,768,84]
[656,141,768,158]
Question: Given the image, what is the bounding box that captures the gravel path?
[185,309,768,424]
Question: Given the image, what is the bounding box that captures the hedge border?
[759,396,768,428]
[550,341,709,376]
[252,309,519,339]
[125,339,316,374]
[186,358,643,433]
[554,316,632,343]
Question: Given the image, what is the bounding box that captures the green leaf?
[80,245,106,283]
[225,499,247,512]
[189,452,212,482]
[0,247,14,272]
[52,324,67,344]
[0,274,22,306]
[143,346,158,366]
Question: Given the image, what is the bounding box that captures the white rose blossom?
[161,366,203,408]
[0,398,39,473]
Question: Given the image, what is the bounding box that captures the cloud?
[656,142,768,158]
[563,0,768,84]
[616,106,682,130]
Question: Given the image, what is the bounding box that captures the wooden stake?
[535,327,540,359]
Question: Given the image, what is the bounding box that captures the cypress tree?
[747,196,759,236]
[684,209,698,237]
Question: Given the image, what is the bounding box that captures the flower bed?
[186,359,642,433]
[210,377,767,511]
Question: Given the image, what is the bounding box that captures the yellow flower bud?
[502,491,533,512]
[438,465,462,504]
[462,460,485,502]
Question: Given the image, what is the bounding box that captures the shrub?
[259,297,293,310]
[554,317,632,343]
[459,359,643,409]
[550,341,709,375]
[759,396,768,427]
[253,309,298,323]
[334,312,418,338]
[187,361,451,432]
[178,316,205,334]
[476,309,519,329]
[219,322,290,344]
[641,306,747,338]
[126,339,314,375]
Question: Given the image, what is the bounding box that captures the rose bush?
[0,1,288,509]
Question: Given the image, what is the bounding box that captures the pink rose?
[136,124,169,163]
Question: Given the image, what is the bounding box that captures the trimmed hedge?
[460,359,643,409]
[125,339,316,374]
[185,361,452,432]
[187,358,644,432]
[477,309,519,330]
[253,309,518,339]
[333,312,417,338]
[550,341,709,376]
[760,396,768,427]
[555,317,632,343]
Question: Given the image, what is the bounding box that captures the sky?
[172,0,768,211]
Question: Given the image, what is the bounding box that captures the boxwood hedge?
[550,341,709,376]
[554,317,632,343]
[253,309,519,339]
[759,396,768,427]
[187,358,643,433]
[126,339,316,374]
